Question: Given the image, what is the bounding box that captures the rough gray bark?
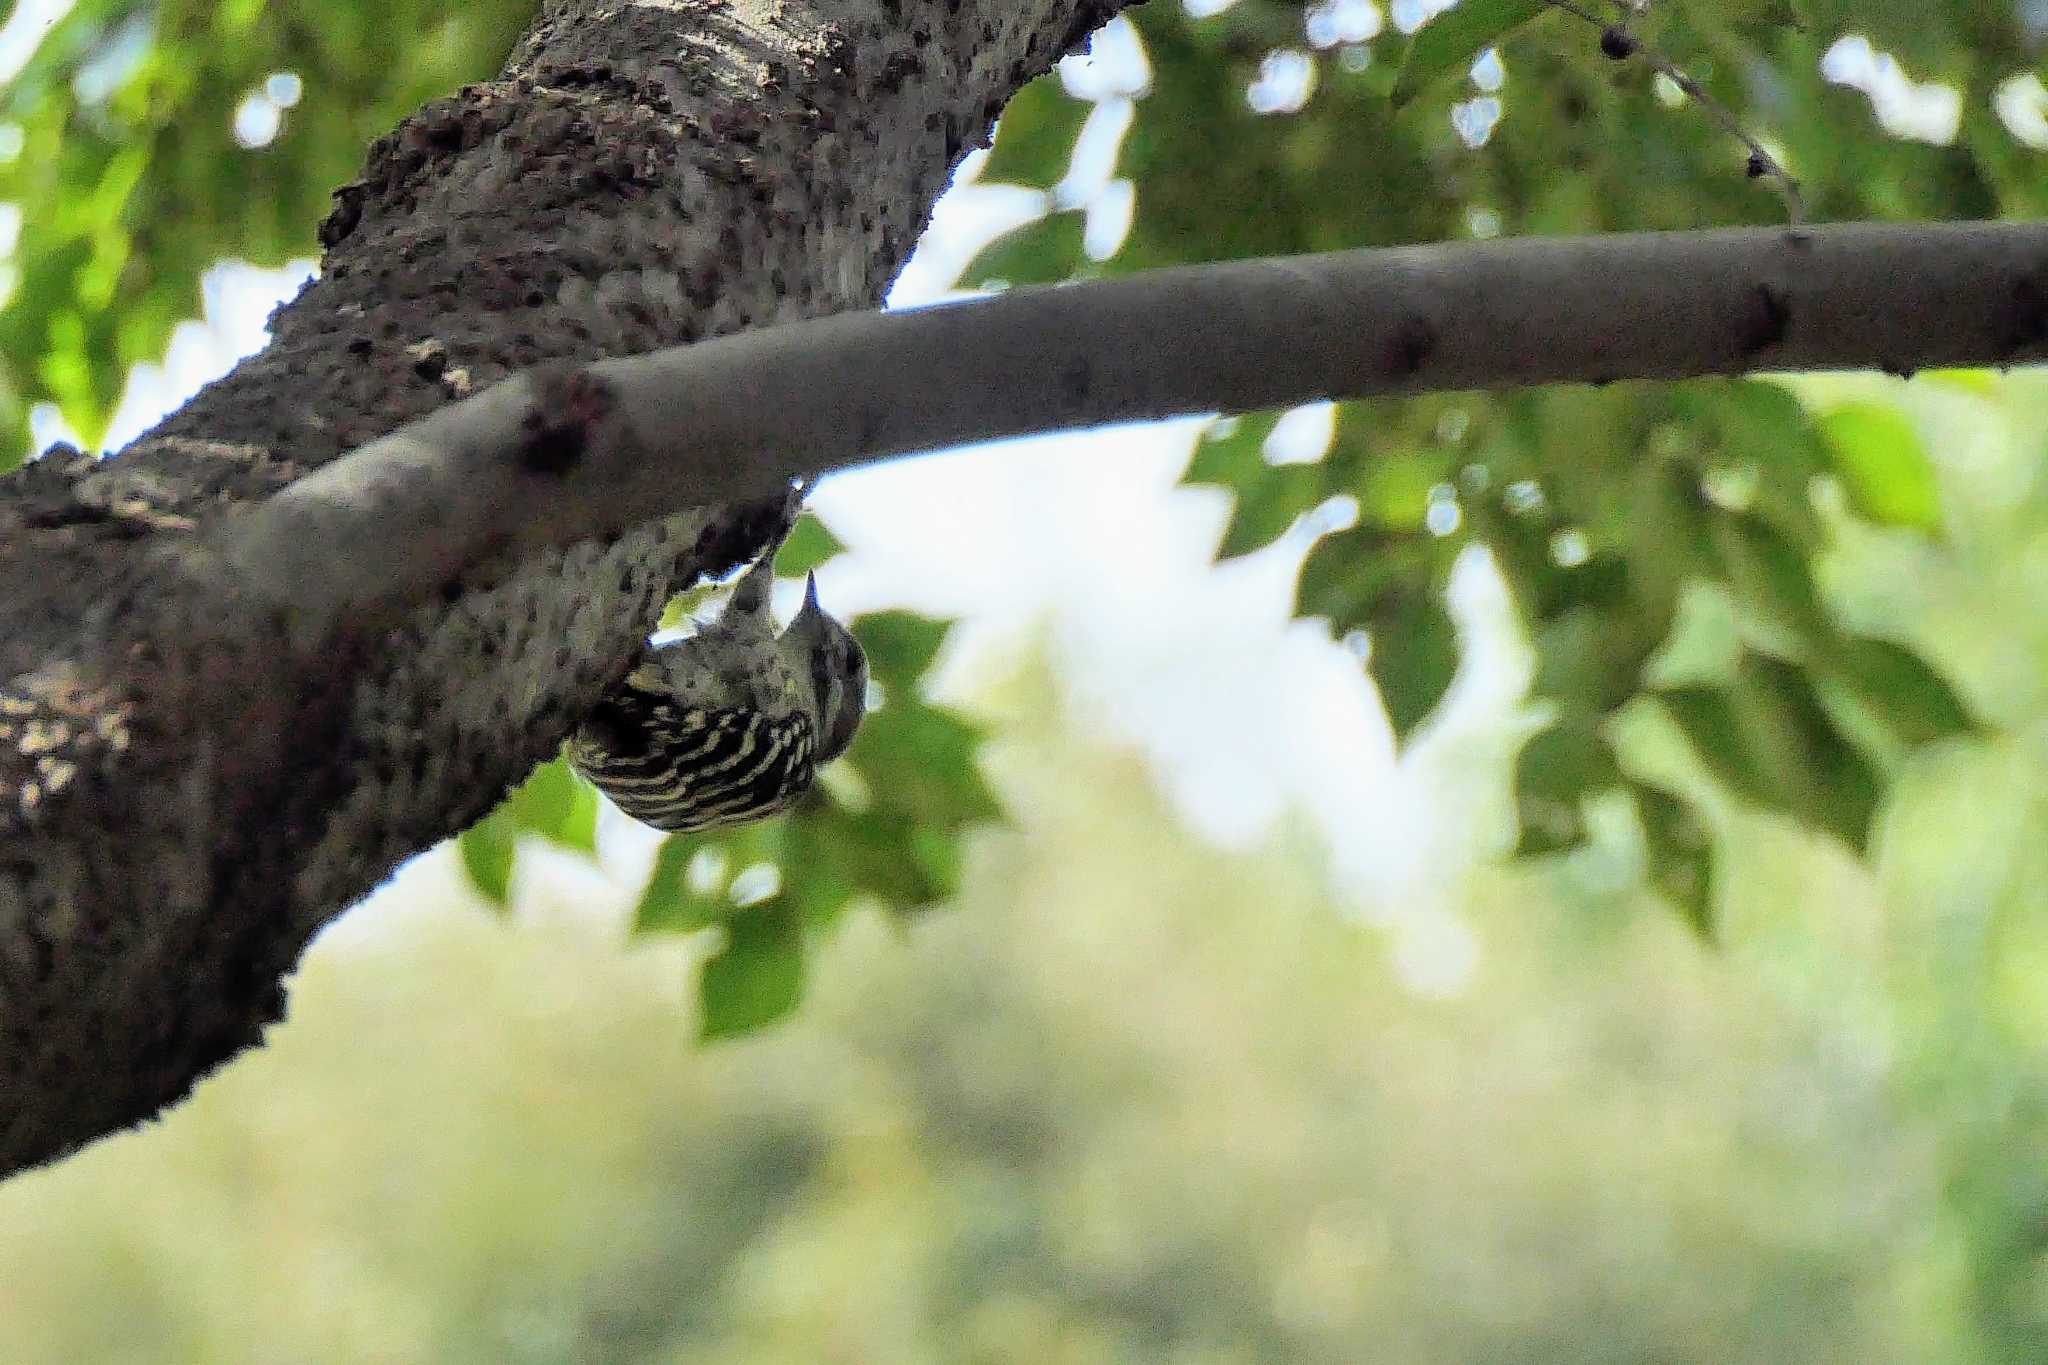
[0,0,1132,1178]
[220,220,2048,639]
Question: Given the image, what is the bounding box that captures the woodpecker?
[567,548,868,832]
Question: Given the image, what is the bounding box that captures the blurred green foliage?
[5,665,2048,1359]
[0,0,534,455]
[967,0,2032,931]
[1389,0,1546,107]
[460,757,601,903]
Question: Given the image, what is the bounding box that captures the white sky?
[0,1,74,86]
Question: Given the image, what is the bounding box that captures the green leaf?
[1297,525,1434,630]
[456,757,601,904]
[1613,458,1719,616]
[1710,510,1829,651]
[1513,715,1620,856]
[1696,383,1831,542]
[1368,588,1460,741]
[768,814,864,927]
[635,820,794,935]
[657,580,724,634]
[852,612,952,692]
[1923,368,1998,396]
[1185,413,1280,489]
[1643,581,1744,690]
[1659,653,1882,850]
[1532,608,1637,713]
[773,515,847,577]
[699,904,805,1040]
[1818,636,1979,751]
[1185,412,1328,560]
[1357,451,1444,531]
[636,835,733,935]
[978,76,1091,188]
[1391,0,1547,108]
[1816,402,1942,531]
[851,704,1004,830]
[963,210,1086,288]
[506,759,600,855]
[1633,783,1716,936]
[458,809,517,907]
[786,807,954,918]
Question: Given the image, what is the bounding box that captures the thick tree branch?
[0,0,1133,1179]
[222,219,2048,644]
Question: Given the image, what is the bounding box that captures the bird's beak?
[791,571,825,628]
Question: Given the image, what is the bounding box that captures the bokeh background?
[8,0,2048,1359]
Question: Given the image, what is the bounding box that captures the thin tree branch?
[1545,0,1806,221]
[221,218,2048,648]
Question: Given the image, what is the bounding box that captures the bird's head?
[781,573,868,762]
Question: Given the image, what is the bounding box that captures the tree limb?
[221,219,2048,646]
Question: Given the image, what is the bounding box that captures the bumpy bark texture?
[0,0,1133,1178]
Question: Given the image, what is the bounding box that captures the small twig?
[1545,0,1805,223]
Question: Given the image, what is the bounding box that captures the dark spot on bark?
[1998,271,2048,355]
[319,184,365,249]
[1599,26,1638,59]
[1388,315,1438,376]
[518,366,616,476]
[879,50,921,93]
[1740,283,1790,355]
[1059,356,1094,406]
[519,412,588,476]
[25,923,53,986]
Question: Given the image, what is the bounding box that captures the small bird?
[567,549,868,832]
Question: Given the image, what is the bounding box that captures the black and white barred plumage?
[568,551,867,832]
